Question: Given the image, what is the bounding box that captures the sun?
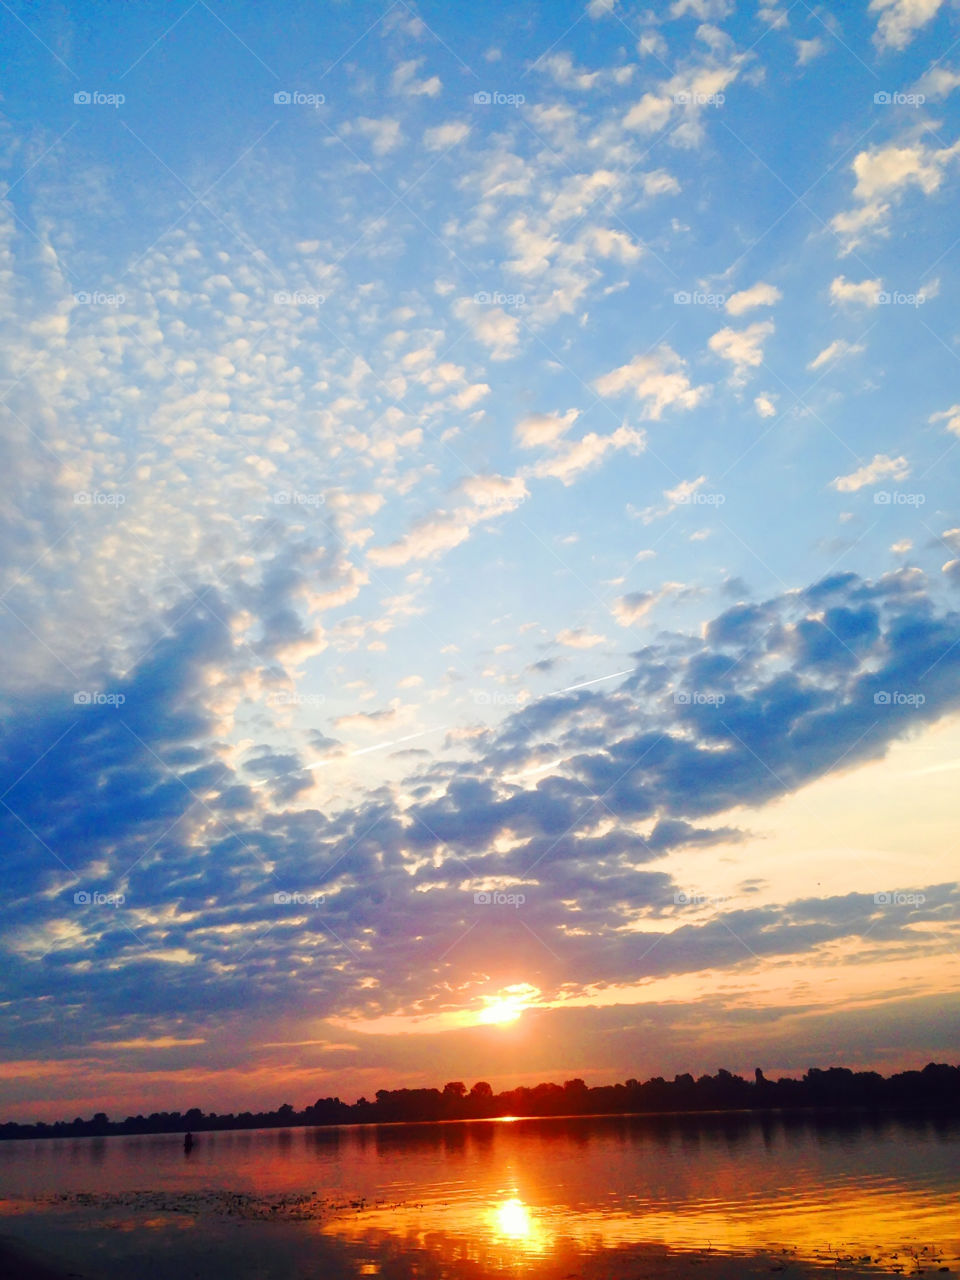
[476,983,539,1025]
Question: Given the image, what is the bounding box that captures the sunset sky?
[1,0,959,1122]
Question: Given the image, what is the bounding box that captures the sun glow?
[476,983,539,1025]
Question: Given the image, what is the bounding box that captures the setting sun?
[476,985,539,1025]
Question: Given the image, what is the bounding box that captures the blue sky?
[1,0,959,1118]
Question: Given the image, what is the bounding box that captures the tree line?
[2,1061,958,1140]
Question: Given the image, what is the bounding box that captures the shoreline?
[2,1101,959,1143]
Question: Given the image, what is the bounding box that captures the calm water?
[1,1111,958,1277]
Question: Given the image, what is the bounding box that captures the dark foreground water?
[1,1111,958,1278]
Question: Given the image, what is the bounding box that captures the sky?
[1,0,959,1123]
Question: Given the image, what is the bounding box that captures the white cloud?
[930,404,960,436]
[807,338,865,370]
[391,58,442,97]
[640,169,681,197]
[708,320,774,384]
[670,0,733,17]
[556,627,606,648]
[594,345,707,418]
[754,394,777,418]
[587,0,616,14]
[528,425,647,486]
[832,140,960,252]
[423,121,470,151]
[725,282,782,315]
[795,37,826,64]
[830,275,884,306]
[913,65,960,98]
[869,0,944,50]
[353,116,403,156]
[515,408,580,448]
[453,298,522,360]
[831,454,910,492]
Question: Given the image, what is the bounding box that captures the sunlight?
[495,1196,532,1238]
[475,982,539,1026]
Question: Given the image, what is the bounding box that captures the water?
[1,1111,958,1278]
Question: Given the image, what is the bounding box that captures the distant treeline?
[3,1062,959,1141]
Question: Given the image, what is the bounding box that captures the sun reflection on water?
[489,1195,550,1254]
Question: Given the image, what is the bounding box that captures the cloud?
[527,425,647,486]
[830,275,884,306]
[594,345,707,417]
[453,299,522,360]
[515,409,580,448]
[869,0,944,49]
[754,394,777,418]
[832,140,960,251]
[807,338,865,370]
[795,36,826,64]
[725,282,782,315]
[556,627,606,648]
[913,65,960,98]
[423,121,471,151]
[831,454,910,492]
[929,404,960,436]
[708,320,774,385]
[353,116,404,156]
[391,58,442,97]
